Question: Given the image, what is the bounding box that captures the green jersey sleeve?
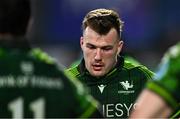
[147,42,180,110]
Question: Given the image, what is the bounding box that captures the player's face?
[80,27,123,77]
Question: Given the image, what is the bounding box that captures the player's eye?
[102,46,113,51]
[86,44,96,49]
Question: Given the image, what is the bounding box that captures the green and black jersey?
[146,42,180,117]
[0,39,101,118]
[66,56,154,118]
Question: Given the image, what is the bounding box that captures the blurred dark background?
[28,0,180,70]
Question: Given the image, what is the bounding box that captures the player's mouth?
[92,64,104,71]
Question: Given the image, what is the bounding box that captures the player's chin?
[91,70,105,77]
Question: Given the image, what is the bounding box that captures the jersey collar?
[78,56,124,78]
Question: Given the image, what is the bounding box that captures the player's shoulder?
[156,42,180,78]
[164,42,180,61]
[65,65,80,77]
[124,59,141,69]
[124,59,149,71]
[160,42,180,71]
[29,48,56,65]
[123,59,154,78]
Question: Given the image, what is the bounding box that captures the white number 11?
[8,97,45,119]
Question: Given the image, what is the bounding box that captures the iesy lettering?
[102,103,138,117]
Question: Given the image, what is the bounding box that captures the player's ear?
[80,36,84,49]
[117,40,123,55]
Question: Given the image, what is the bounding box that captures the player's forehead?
[83,27,118,44]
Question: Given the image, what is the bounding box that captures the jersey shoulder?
[65,65,80,77]
[162,42,180,70]
[123,59,154,78]
[29,48,56,65]
[155,42,180,81]
[156,42,180,79]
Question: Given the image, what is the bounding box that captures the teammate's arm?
[130,89,172,118]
